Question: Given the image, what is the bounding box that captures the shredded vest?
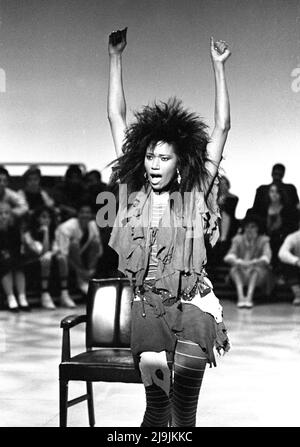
[109,181,220,297]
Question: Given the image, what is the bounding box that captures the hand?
[41,251,53,262]
[236,259,250,267]
[218,194,226,205]
[108,27,127,55]
[40,225,49,233]
[210,36,231,64]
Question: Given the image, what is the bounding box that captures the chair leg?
[86,382,95,427]
[59,380,69,427]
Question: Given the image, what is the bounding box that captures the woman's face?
[26,174,40,192]
[269,185,280,203]
[144,141,178,192]
[78,206,93,228]
[38,210,51,227]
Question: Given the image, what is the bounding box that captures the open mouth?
[149,173,162,180]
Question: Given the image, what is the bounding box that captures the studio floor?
[1,298,300,427]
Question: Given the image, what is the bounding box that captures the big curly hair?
[109,98,215,196]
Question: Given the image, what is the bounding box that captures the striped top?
[146,191,169,280]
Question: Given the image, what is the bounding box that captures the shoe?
[237,301,246,308]
[18,294,31,311]
[77,280,89,295]
[60,291,76,308]
[244,299,253,309]
[237,296,247,308]
[292,296,300,306]
[41,292,56,310]
[7,295,19,312]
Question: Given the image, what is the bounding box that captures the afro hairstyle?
[109,97,214,196]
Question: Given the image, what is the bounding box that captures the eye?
[161,157,169,162]
[146,154,153,160]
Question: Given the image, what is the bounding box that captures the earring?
[176,168,181,185]
[144,172,147,179]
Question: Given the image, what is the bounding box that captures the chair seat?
[59,348,142,383]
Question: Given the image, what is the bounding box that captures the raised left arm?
[206,37,231,179]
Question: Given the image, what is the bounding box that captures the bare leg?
[230,269,246,307]
[69,242,91,295]
[68,242,85,275]
[56,253,76,308]
[245,271,259,307]
[40,254,56,309]
[14,270,29,309]
[1,271,18,311]
[291,284,300,305]
[56,253,69,289]
[82,240,101,274]
[40,255,51,291]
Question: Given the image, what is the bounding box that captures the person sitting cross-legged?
[224,213,273,308]
[22,206,76,309]
[0,202,29,311]
[55,201,103,295]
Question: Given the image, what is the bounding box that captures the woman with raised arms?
[107,27,231,427]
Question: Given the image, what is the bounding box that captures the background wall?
[0,0,299,217]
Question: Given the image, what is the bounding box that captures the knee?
[40,255,52,269]
[55,253,67,264]
[41,252,53,262]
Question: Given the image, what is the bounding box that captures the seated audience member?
[0,166,28,218]
[252,163,299,216]
[278,213,300,305]
[52,164,86,222]
[22,206,76,309]
[224,213,272,308]
[55,202,103,295]
[85,170,117,276]
[18,166,55,214]
[0,202,29,311]
[216,175,239,258]
[252,183,298,276]
[85,170,108,213]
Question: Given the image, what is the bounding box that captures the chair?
[59,277,142,427]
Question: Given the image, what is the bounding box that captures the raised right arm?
[107,27,128,158]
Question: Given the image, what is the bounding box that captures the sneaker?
[77,280,89,295]
[237,301,246,308]
[237,296,247,308]
[292,296,300,306]
[41,292,56,310]
[18,294,30,311]
[7,295,19,312]
[244,299,253,309]
[60,291,76,308]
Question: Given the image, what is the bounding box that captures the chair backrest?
[86,278,134,349]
